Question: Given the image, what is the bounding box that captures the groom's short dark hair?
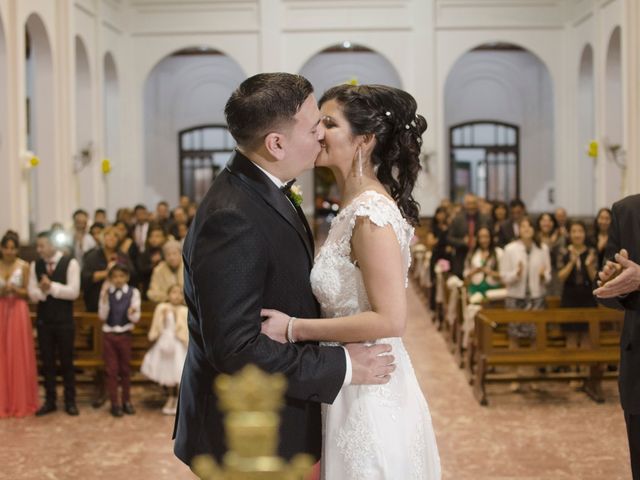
[224,73,313,149]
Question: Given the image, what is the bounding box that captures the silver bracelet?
[287,316,297,343]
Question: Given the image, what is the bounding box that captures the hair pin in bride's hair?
[405,124,410,130]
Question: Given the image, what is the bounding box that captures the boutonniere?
[288,184,303,207]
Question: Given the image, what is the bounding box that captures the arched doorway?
[604,26,623,207]
[577,44,595,214]
[299,43,403,240]
[103,52,119,215]
[25,14,55,233]
[143,47,245,207]
[74,36,94,210]
[444,43,554,211]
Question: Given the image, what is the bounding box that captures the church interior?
[1,0,639,478]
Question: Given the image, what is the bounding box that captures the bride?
[261,84,441,479]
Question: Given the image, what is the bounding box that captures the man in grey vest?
[28,231,81,416]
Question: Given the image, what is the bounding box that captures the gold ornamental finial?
[192,365,314,480]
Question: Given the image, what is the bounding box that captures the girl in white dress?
[141,284,188,415]
[261,84,441,479]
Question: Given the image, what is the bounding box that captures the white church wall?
[0,0,11,235]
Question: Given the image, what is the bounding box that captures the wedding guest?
[558,221,598,348]
[429,206,451,310]
[0,231,39,418]
[448,193,490,278]
[132,204,150,253]
[154,201,171,232]
[464,226,503,298]
[169,207,188,239]
[98,264,140,418]
[497,198,526,247]
[115,207,133,228]
[175,223,189,246]
[147,240,184,303]
[81,226,134,312]
[554,207,569,250]
[70,209,96,268]
[592,207,613,271]
[89,222,104,246]
[536,212,562,296]
[28,231,80,416]
[187,203,197,225]
[94,208,108,226]
[500,217,551,391]
[136,222,167,299]
[491,201,508,247]
[179,195,191,211]
[141,284,188,415]
[113,220,137,258]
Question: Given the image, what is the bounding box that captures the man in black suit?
[496,198,526,248]
[173,73,394,467]
[447,193,490,277]
[594,194,640,479]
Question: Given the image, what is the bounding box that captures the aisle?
[402,283,631,480]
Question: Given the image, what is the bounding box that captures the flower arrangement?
[434,258,451,274]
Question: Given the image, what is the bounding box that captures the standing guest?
[429,206,451,311]
[147,240,184,303]
[115,208,134,228]
[558,221,598,349]
[463,226,503,298]
[592,207,613,271]
[28,231,81,416]
[132,204,150,253]
[447,193,490,278]
[554,207,569,249]
[491,201,508,247]
[94,209,108,226]
[497,198,527,247]
[113,221,137,257]
[82,226,134,312]
[175,223,189,246]
[70,209,96,268]
[98,264,141,418]
[593,194,640,479]
[141,284,188,415]
[500,217,551,391]
[0,231,39,418]
[536,212,562,296]
[187,203,197,225]
[179,195,191,211]
[154,201,171,232]
[89,222,104,246]
[136,222,168,299]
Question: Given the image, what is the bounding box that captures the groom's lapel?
[226,151,314,264]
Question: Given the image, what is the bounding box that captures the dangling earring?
[357,147,363,177]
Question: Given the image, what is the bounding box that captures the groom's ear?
[264,132,286,161]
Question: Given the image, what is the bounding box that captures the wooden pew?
[471,307,623,405]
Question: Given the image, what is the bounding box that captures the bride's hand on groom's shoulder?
[260,308,289,343]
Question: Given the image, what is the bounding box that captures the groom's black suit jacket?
[597,194,640,414]
[173,151,346,466]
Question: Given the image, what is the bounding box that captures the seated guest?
[168,206,188,239]
[141,284,188,415]
[558,221,598,348]
[136,223,168,299]
[98,264,141,418]
[70,209,96,269]
[592,207,612,271]
[500,217,551,391]
[447,194,490,278]
[0,230,39,418]
[153,201,171,232]
[28,231,81,416]
[497,198,526,247]
[463,226,503,298]
[94,208,108,226]
[81,226,135,312]
[132,204,150,254]
[147,240,184,303]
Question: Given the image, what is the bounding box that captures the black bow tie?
[280,179,296,194]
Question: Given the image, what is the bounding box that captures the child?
[98,264,141,417]
[141,284,188,415]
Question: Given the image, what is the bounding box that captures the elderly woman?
[147,240,184,303]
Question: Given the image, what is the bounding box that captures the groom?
[173,73,395,467]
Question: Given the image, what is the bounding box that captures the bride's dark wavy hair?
[319,84,427,226]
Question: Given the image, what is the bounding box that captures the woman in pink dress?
[0,230,39,417]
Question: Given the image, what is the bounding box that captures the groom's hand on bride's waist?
[346,343,395,385]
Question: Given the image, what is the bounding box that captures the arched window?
[449,121,520,203]
[179,125,235,203]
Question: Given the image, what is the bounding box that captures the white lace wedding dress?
[310,190,441,480]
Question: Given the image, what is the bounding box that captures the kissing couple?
[173,72,441,479]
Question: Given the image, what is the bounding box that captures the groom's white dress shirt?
[251,160,353,386]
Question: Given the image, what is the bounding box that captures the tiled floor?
[0,284,631,479]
